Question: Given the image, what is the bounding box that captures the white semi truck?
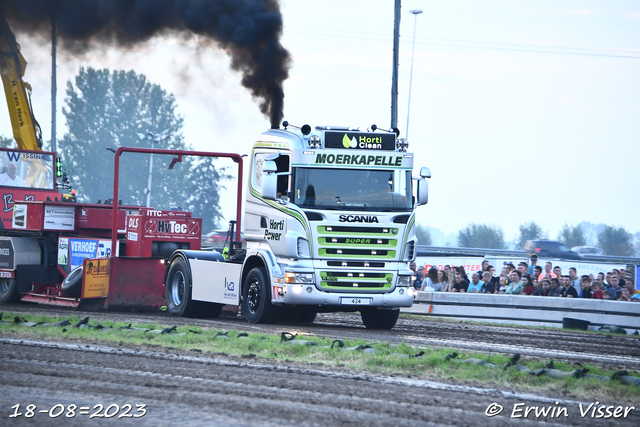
[164,123,431,329]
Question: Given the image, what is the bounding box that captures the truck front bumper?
[276,284,414,308]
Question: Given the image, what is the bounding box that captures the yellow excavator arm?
[0,14,43,151]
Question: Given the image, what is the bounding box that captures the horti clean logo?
[342,134,357,148]
[342,134,383,149]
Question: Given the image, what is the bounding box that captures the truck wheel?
[0,278,19,303]
[360,308,400,329]
[61,266,83,298]
[166,258,196,317]
[242,267,279,324]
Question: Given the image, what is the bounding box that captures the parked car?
[205,230,230,245]
[205,229,245,247]
[524,240,582,260]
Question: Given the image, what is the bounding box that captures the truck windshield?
[293,167,412,211]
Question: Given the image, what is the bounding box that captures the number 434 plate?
[340,297,372,305]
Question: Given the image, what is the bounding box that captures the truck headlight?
[285,272,315,284]
[397,275,412,287]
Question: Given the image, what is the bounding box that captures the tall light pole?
[390,0,401,129]
[51,13,57,153]
[137,130,169,207]
[405,9,423,140]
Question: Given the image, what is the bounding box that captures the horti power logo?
[342,134,383,149]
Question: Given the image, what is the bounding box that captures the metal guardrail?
[579,254,640,264]
[403,292,640,331]
[416,246,525,258]
[416,245,640,265]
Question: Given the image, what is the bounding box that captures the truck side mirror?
[262,160,278,200]
[420,167,431,179]
[416,179,428,205]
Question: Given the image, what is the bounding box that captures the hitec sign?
[143,219,201,237]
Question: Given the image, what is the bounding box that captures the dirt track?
[1,303,639,426]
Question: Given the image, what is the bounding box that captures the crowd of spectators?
[409,257,639,302]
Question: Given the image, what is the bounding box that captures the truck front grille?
[317,225,399,260]
[326,261,385,268]
[319,270,393,291]
[320,248,395,258]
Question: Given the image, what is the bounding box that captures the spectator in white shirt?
[0,163,26,187]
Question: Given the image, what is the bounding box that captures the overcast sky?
[1,0,639,243]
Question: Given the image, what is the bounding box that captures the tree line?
[59,68,230,234]
[3,68,228,233]
[4,67,229,234]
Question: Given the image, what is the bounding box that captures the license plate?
[340,297,372,305]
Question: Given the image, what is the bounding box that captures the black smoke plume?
[0,0,290,127]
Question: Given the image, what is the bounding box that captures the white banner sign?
[44,205,75,231]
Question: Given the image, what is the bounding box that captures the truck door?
[245,150,290,254]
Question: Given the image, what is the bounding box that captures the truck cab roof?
[257,123,409,153]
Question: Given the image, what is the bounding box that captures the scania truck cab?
[244,122,428,328]
[164,123,430,329]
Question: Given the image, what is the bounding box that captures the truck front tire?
[242,267,279,324]
[0,278,19,303]
[166,258,196,317]
[360,308,400,329]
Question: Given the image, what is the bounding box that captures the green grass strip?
[1,311,638,404]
